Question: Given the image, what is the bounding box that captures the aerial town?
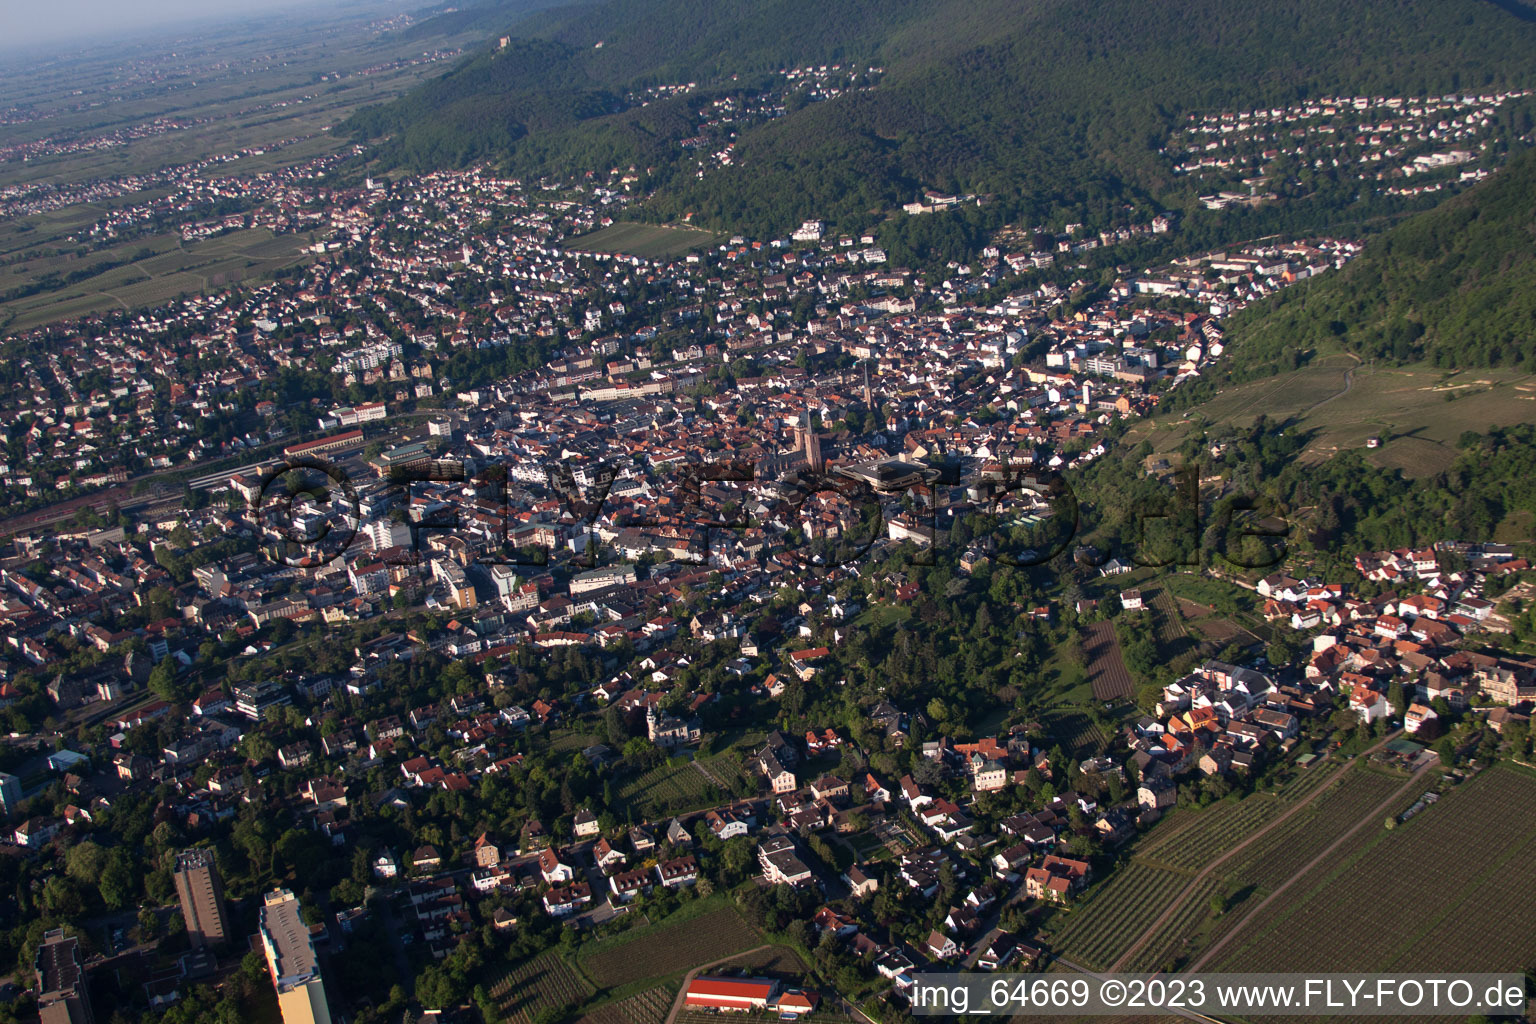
[0,131,1534,1024]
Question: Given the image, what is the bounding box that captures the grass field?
[1147,359,1536,479]
[567,221,722,259]
[1214,766,1536,982]
[489,951,596,1024]
[579,902,761,989]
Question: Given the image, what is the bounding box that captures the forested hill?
[1209,147,1536,379]
[352,0,1536,235]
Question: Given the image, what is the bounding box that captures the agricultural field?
[1058,767,1342,969]
[1146,359,1536,478]
[488,951,595,1024]
[1121,874,1229,972]
[575,985,676,1024]
[1146,588,1194,654]
[615,751,744,815]
[579,903,761,988]
[1046,863,1195,970]
[1124,767,1413,971]
[614,761,713,812]
[1214,767,1536,979]
[714,944,808,976]
[548,730,605,754]
[1136,794,1290,872]
[566,221,722,259]
[1163,582,1267,652]
[1084,620,1135,700]
[0,227,312,332]
[0,15,470,191]
[1044,711,1110,758]
[1224,768,1416,894]
[678,1011,846,1024]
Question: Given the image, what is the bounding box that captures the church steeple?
[798,408,824,474]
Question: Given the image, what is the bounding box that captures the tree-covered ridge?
[1219,147,1536,375]
[351,0,1536,235]
[1076,420,1536,570]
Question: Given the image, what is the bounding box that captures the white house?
[1404,703,1438,733]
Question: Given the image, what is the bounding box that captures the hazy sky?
[3,0,362,53]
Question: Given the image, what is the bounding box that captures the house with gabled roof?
[925,930,961,960]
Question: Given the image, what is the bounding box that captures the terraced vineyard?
[1121,769,1406,971]
[580,905,761,988]
[1225,768,1416,894]
[1273,763,1332,800]
[489,952,595,1024]
[616,761,718,813]
[1147,589,1194,654]
[715,945,807,975]
[1045,711,1109,757]
[1121,874,1226,972]
[1054,765,1340,971]
[616,752,747,815]
[1137,794,1291,871]
[1216,767,1536,977]
[1383,826,1536,975]
[575,985,675,1024]
[1047,863,1194,970]
[1140,765,1335,870]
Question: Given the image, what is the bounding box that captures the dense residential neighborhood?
[3,10,1536,1021]
[0,151,1532,1023]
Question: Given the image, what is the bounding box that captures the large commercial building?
[259,889,332,1024]
[36,929,93,1024]
[282,429,364,459]
[682,976,819,1016]
[174,848,231,950]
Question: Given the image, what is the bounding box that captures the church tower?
[799,409,825,474]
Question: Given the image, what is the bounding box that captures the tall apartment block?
[259,889,332,1024]
[173,848,231,950]
[36,929,94,1024]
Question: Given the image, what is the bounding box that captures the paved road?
[373,893,416,992]
[1185,751,1439,972]
[1302,353,1362,416]
[1107,731,1408,972]
[960,877,1027,970]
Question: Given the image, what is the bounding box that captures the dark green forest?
[1073,421,1536,572]
[1212,147,1536,377]
[350,0,1536,237]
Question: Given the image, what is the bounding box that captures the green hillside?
[348,0,1536,235]
[1210,147,1536,378]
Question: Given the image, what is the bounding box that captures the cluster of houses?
[1170,91,1532,201]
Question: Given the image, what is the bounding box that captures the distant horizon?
[1,0,399,58]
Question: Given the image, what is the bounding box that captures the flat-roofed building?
[259,889,331,1024]
[174,848,231,950]
[36,928,93,1024]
